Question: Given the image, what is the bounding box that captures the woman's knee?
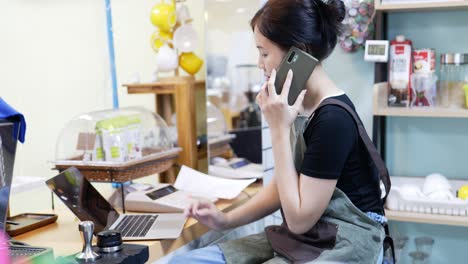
[168,253,192,264]
[168,245,226,264]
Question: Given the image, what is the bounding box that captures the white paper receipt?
[174,166,256,200]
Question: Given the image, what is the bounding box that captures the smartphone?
[274,47,319,105]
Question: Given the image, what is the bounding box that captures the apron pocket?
[265,220,338,264]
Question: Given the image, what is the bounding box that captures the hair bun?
[326,0,346,23]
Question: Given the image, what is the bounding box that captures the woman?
[170,0,389,263]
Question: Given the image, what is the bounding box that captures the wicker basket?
[53,147,181,182]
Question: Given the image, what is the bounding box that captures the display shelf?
[208,134,235,159]
[386,176,468,227]
[124,78,205,93]
[373,82,468,118]
[385,209,468,227]
[375,0,468,12]
[124,77,206,171]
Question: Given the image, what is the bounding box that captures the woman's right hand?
[184,199,228,231]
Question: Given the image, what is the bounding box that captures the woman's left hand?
[256,69,307,131]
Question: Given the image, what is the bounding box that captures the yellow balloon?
[179,52,204,75]
[151,30,173,51]
[150,2,176,33]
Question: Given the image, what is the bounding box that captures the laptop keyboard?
[114,215,158,238]
[9,246,48,263]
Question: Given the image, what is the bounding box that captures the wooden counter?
[14,183,262,263]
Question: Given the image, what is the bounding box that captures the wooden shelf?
[124,77,206,172]
[124,78,205,94]
[386,209,468,227]
[373,82,468,118]
[208,134,236,158]
[375,0,468,12]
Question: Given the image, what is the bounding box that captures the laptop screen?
[0,121,17,232]
[46,167,120,233]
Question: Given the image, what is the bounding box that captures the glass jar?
[439,54,454,107]
[452,54,468,108]
[439,53,468,108]
[206,101,228,139]
[414,237,434,258]
[408,251,430,264]
[394,236,409,263]
[464,78,468,108]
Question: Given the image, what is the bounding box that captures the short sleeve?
[300,106,358,179]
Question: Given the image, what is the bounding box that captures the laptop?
[0,120,55,264]
[46,167,187,241]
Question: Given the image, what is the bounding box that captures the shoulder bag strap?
[314,98,391,204]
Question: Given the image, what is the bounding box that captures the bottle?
[388,35,413,107]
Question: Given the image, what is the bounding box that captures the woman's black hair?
[251,0,345,61]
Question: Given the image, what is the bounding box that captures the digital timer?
[364,40,389,62]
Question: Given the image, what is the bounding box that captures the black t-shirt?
[301,94,383,215]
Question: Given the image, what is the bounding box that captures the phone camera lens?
[287,52,296,63]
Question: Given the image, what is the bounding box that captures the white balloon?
[156,44,178,72]
[173,24,199,53]
[177,4,191,24]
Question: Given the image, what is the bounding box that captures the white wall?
[205,0,263,114]
[324,48,374,134]
[0,0,205,178]
[0,0,110,177]
[206,1,260,71]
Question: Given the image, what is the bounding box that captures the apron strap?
[314,98,391,206]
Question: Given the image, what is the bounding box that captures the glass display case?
[206,102,235,158]
[52,107,181,182]
[207,101,227,139]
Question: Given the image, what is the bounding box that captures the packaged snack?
[413,49,436,74]
[96,117,128,162]
[125,115,143,160]
[411,73,437,107]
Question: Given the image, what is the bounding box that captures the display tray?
[386,176,468,216]
[6,213,58,237]
[208,134,236,146]
[53,147,182,182]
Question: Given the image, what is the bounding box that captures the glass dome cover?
[54,106,175,165]
[206,101,227,139]
[206,101,235,148]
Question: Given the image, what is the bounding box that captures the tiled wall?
[261,116,283,225]
[262,116,274,185]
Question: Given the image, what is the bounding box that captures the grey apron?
[219,99,388,264]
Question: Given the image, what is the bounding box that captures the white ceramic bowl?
[426,189,455,201]
[422,173,452,195]
[399,184,424,198]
